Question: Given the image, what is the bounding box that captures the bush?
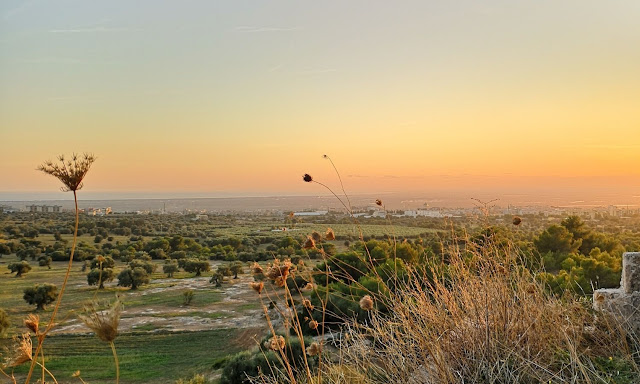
[117,267,150,290]
[8,261,31,277]
[23,283,58,310]
[183,289,195,305]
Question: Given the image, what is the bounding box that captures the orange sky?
[1,1,639,199]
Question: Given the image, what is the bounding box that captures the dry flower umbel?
[78,298,123,343]
[4,333,33,368]
[37,153,96,192]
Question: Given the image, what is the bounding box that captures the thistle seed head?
[325,228,336,241]
[307,342,322,356]
[359,295,374,311]
[303,174,313,183]
[250,281,264,294]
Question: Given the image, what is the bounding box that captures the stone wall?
[593,252,640,333]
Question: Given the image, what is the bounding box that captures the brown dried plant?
[78,298,123,384]
[24,153,95,384]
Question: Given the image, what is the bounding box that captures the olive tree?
[23,284,58,310]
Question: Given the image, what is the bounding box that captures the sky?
[1,1,639,202]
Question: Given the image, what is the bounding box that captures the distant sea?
[1,189,639,213]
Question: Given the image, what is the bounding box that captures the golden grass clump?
[329,240,639,384]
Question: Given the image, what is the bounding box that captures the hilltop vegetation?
[1,210,639,383]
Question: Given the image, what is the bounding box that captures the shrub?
[23,283,58,310]
[8,260,31,277]
[117,267,150,290]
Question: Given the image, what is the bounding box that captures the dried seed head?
[512,216,522,226]
[252,262,264,275]
[325,228,335,241]
[302,299,314,310]
[359,295,374,311]
[250,281,264,294]
[5,333,33,367]
[268,335,286,351]
[303,174,313,183]
[274,276,286,287]
[302,282,316,291]
[307,342,322,356]
[265,264,290,280]
[78,298,123,343]
[72,371,82,378]
[303,236,316,249]
[24,314,39,334]
[308,320,319,330]
[375,199,383,206]
[37,153,96,192]
[311,231,322,243]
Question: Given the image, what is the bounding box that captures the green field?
[4,329,257,383]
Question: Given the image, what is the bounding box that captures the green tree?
[117,267,150,290]
[183,259,210,276]
[534,225,580,255]
[38,255,52,269]
[87,268,115,289]
[129,259,156,274]
[23,284,58,310]
[163,262,179,277]
[8,261,32,277]
[229,262,244,279]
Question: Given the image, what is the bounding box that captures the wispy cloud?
[268,63,284,72]
[297,68,337,75]
[234,26,299,33]
[3,0,36,20]
[18,57,82,64]
[49,26,132,33]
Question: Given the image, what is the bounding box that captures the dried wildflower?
[359,295,374,311]
[302,282,316,291]
[72,370,82,378]
[250,281,264,294]
[512,216,522,226]
[274,276,286,287]
[325,228,335,241]
[308,320,319,330]
[37,153,96,192]
[268,335,286,351]
[265,263,290,280]
[78,298,123,343]
[303,174,313,183]
[307,342,322,356]
[311,231,322,243]
[302,299,314,310]
[24,314,39,335]
[375,199,383,206]
[252,262,264,274]
[5,333,33,367]
[303,236,316,249]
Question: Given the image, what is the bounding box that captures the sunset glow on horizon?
[1,1,639,201]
